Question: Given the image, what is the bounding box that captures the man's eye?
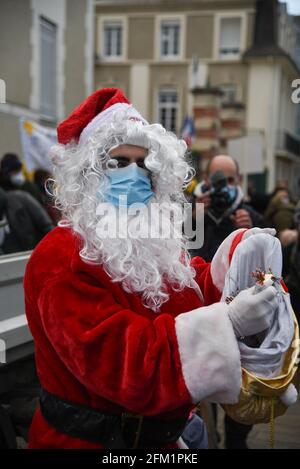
[117,161,129,168]
[137,161,146,169]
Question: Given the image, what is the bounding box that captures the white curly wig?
[50,109,201,311]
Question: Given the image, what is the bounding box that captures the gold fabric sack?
[222,312,300,425]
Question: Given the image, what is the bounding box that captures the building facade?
[0,0,94,158]
[244,0,300,193]
[95,0,300,194]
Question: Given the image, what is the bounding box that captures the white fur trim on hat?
[79,103,149,145]
[210,229,246,293]
[210,228,277,294]
[175,302,241,404]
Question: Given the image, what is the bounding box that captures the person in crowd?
[265,188,295,238]
[24,88,278,449]
[0,153,42,204]
[0,186,53,255]
[275,179,289,191]
[191,155,265,262]
[278,199,300,323]
[265,187,296,293]
[246,180,270,216]
[33,169,60,225]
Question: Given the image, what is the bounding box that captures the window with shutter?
[104,22,123,58]
[158,89,178,133]
[160,21,181,58]
[219,17,241,59]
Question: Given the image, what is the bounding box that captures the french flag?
[181,116,196,148]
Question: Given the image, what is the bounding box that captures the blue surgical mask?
[227,185,237,202]
[103,163,154,207]
[10,171,25,186]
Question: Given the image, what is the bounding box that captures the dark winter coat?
[0,188,53,254]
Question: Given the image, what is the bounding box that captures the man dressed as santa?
[24,88,278,449]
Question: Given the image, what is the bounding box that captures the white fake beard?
[92,198,200,312]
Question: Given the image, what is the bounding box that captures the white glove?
[227,285,278,337]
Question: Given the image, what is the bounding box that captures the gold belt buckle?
[121,412,144,449]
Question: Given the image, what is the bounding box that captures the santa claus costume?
[24,88,276,449]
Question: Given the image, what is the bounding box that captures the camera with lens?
[202,171,236,215]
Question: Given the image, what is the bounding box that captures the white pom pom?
[280,384,298,407]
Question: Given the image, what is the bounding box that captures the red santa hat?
[57,88,148,146]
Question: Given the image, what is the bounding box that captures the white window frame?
[213,11,247,61]
[160,20,181,59]
[97,15,127,61]
[104,22,122,58]
[155,15,186,61]
[157,88,179,133]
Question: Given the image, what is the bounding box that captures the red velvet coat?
[24,226,242,449]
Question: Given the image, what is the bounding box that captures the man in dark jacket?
[0,187,53,254]
[191,155,264,262]
[191,155,265,449]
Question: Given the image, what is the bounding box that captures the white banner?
[19,117,57,173]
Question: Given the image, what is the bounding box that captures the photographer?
[191,155,265,449]
[192,155,265,262]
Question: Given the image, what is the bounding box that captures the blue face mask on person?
[227,185,237,202]
[103,163,154,207]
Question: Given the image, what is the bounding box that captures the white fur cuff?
[175,303,241,404]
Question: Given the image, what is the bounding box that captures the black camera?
[202,171,235,214]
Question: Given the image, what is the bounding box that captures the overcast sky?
[279,0,300,14]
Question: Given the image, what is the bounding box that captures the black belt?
[39,388,188,449]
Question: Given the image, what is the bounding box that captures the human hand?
[227,285,278,337]
[196,192,211,212]
[279,229,298,247]
[230,209,253,229]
